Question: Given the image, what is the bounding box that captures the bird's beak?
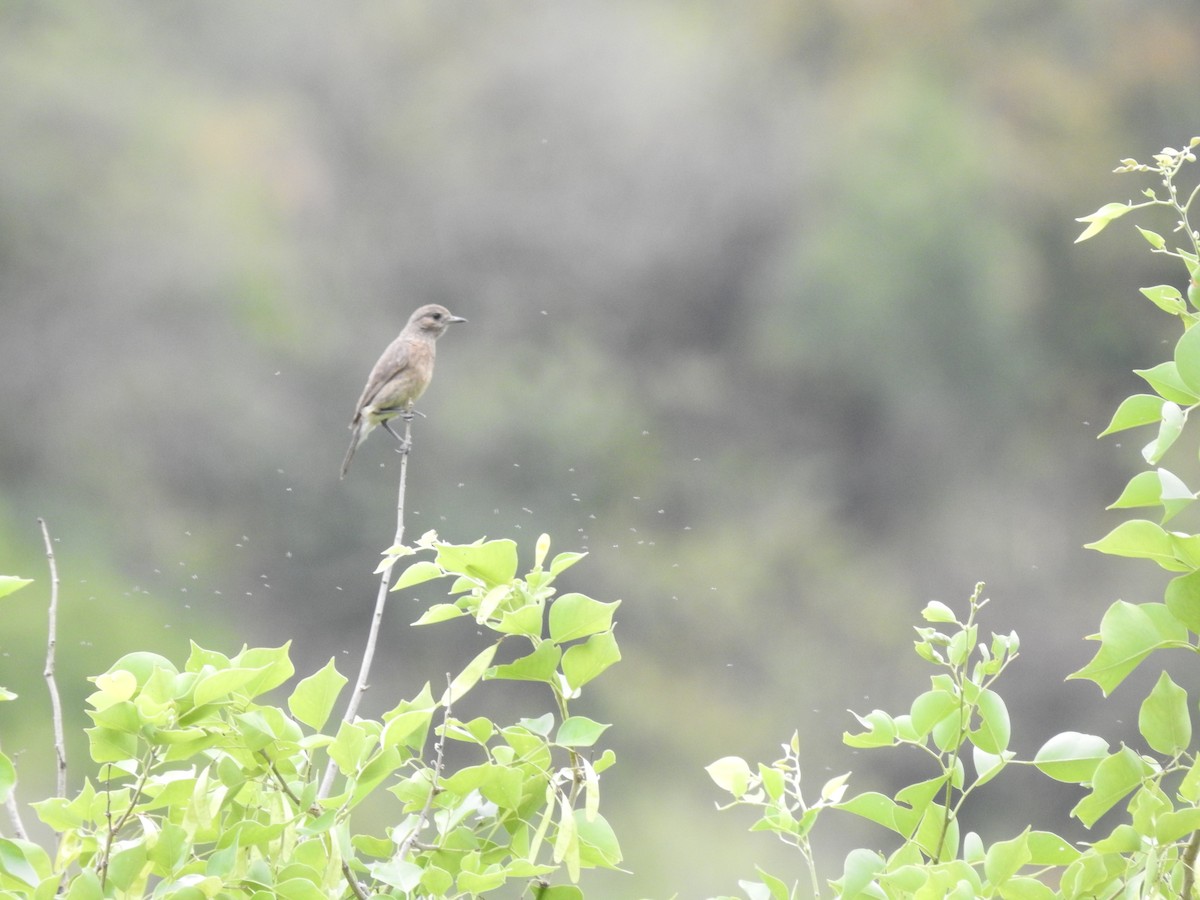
[448,315,468,324]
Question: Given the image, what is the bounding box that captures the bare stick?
[1,744,28,839]
[319,417,414,799]
[37,518,67,799]
[396,673,452,861]
[1183,828,1200,899]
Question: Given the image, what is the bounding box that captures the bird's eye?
[431,312,442,319]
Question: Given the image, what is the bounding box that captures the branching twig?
[341,859,370,900]
[396,673,453,861]
[320,417,414,800]
[97,752,156,886]
[37,518,67,799]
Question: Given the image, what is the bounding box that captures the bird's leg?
[381,419,412,455]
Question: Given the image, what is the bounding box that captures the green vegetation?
[708,141,1200,897]
[1,535,621,897]
[6,139,1200,897]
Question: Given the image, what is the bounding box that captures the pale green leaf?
[287,658,347,731]
[1138,670,1191,755]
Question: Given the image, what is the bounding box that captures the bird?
[340,303,467,478]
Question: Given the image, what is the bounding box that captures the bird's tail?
[340,423,363,479]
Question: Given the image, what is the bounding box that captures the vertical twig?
[1,744,28,839]
[1182,829,1200,899]
[37,518,67,799]
[396,672,452,861]
[319,418,414,799]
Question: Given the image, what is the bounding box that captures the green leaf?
[193,666,270,707]
[0,838,43,888]
[1025,830,1080,866]
[442,644,498,705]
[1165,570,1200,632]
[1074,201,1131,242]
[983,828,1031,887]
[1176,322,1200,394]
[1137,228,1167,251]
[1100,394,1167,437]
[411,603,466,626]
[64,871,103,900]
[835,791,917,837]
[1106,471,1162,509]
[556,716,611,748]
[390,560,445,592]
[549,594,621,643]
[91,670,138,707]
[536,887,584,900]
[488,641,561,684]
[436,539,519,587]
[909,690,959,740]
[1070,746,1151,827]
[350,746,403,808]
[706,756,754,798]
[972,746,1012,788]
[288,658,348,731]
[1134,361,1200,405]
[1158,469,1195,522]
[969,689,1011,754]
[1140,284,1186,314]
[442,763,524,810]
[494,602,544,637]
[106,843,148,892]
[1156,807,1200,844]
[1033,731,1110,783]
[105,652,178,688]
[575,810,622,868]
[921,601,956,623]
[232,644,295,696]
[1140,401,1184,464]
[832,848,885,897]
[1180,756,1200,802]
[366,858,422,891]
[1069,601,1189,694]
[549,551,587,578]
[561,630,621,691]
[86,725,138,762]
[1084,519,1183,569]
[0,577,32,601]
[1137,670,1191,755]
[843,709,898,748]
[328,721,370,774]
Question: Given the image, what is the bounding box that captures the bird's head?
[408,304,468,338]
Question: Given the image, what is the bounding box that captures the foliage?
[0,534,621,898]
[709,140,1200,898]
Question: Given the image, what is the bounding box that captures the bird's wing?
[352,335,412,419]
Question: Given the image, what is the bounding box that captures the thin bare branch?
[1183,829,1200,899]
[397,672,452,861]
[320,417,414,800]
[1,745,28,840]
[37,518,67,799]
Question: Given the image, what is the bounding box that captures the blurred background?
[2,0,1198,895]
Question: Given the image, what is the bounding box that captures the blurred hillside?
[2,1,1197,895]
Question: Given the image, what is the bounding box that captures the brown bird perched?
[340,303,467,478]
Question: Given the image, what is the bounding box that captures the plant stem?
[320,418,414,799]
[397,672,453,861]
[37,518,67,801]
